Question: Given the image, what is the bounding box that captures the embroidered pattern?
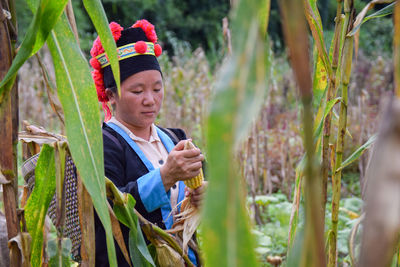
[96,42,155,68]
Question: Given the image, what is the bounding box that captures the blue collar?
[106,122,175,171]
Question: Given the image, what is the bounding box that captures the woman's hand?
[185,181,208,208]
[160,140,204,191]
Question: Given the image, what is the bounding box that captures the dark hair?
[108,86,117,94]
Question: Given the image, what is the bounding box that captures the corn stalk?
[395,0,400,97]
[356,99,400,267]
[320,0,343,216]
[0,0,21,266]
[328,1,355,266]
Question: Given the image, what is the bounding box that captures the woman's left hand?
[185,181,208,208]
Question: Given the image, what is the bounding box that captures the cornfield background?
[1,0,400,266]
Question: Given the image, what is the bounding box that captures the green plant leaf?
[112,189,155,266]
[336,134,377,172]
[332,108,353,139]
[362,2,395,23]
[46,13,117,266]
[349,0,395,37]
[82,0,121,94]
[313,97,341,141]
[0,0,68,103]
[47,235,73,267]
[249,195,279,207]
[312,51,328,111]
[288,155,304,249]
[304,0,332,78]
[25,144,56,267]
[202,1,271,267]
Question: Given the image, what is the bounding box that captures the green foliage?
[0,0,68,103]
[258,195,292,256]
[337,134,377,173]
[358,16,394,56]
[254,193,364,266]
[47,224,75,267]
[100,0,229,53]
[112,190,155,266]
[25,144,56,267]
[47,12,117,265]
[83,0,121,93]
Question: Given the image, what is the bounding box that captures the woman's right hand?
[160,140,204,191]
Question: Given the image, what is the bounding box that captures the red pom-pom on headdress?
[90,37,104,58]
[132,19,157,43]
[154,43,162,57]
[109,22,123,41]
[89,57,101,70]
[134,41,148,54]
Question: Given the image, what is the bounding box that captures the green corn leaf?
[362,2,395,23]
[332,109,353,139]
[25,144,56,267]
[0,0,68,103]
[313,97,341,142]
[46,13,117,266]
[304,0,332,77]
[287,226,304,267]
[202,1,271,267]
[112,185,155,266]
[82,0,121,95]
[288,156,304,248]
[126,194,155,267]
[336,134,377,173]
[258,0,271,36]
[312,46,328,111]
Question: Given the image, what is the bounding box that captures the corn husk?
[155,241,185,267]
[169,196,201,255]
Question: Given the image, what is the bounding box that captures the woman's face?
[109,70,164,132]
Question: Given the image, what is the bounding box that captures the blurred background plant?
[1,0,399,266]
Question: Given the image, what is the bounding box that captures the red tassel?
[102,102,112,122]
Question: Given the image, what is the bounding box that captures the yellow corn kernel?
[183,140,204,189]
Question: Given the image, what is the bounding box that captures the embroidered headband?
[96,41,161,68]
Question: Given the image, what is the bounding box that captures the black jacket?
[95,123,186,267]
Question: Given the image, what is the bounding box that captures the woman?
[90,20,205,266]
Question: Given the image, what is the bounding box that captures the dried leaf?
[0,170,10,184]
[172,198,201,254]
[108,203,132,267]
[8,232,32,267]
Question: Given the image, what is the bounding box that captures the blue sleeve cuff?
[137,169,170,212]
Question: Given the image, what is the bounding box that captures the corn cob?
[183,140,204,189]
